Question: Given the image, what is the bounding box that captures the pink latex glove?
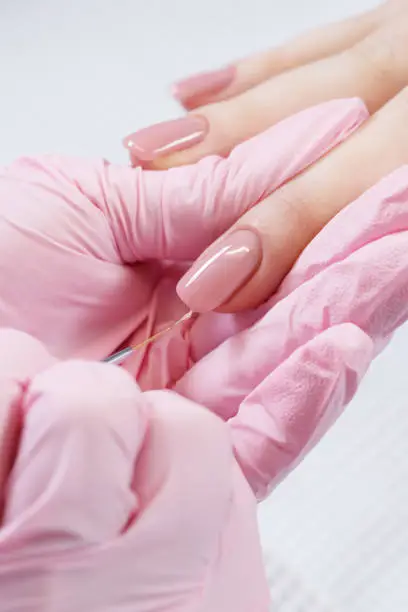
[2,164,408,612]
[0,98,386,611]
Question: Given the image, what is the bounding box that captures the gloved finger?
[176,166,408,414]
[172,9,378,109]
[111,99,366,262]
[124,389,267,605]
[128,390,237,560]
[228,323,373,500]
[0,329,55,517]
[19,100,365,267]
[176,87,408,313]
[1,361,147,547]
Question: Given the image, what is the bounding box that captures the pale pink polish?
[172,65,236,108]
[177,230,262,313]
[123,116,209,163]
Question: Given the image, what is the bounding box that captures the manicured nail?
[123,116,208,163]
[172,65,236,108]
[177,229,262,312]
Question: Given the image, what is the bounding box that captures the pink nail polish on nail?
[123,116,209,163]
[172,65,236,107]
[176,229,262,313]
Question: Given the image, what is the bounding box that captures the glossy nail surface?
[177,230,262,312]
[123,116,208,163]
[172,65,236,108]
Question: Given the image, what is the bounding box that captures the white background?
[1,1,407,610]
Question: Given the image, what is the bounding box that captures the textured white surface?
[2,1,406,610]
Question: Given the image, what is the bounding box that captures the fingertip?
[170,82,198,111]
[176,228,262,313]
[122,115,210,169]
[171,65,237,111]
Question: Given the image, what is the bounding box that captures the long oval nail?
[123,116,209,164]
[172,65,236,109]
[177,229,262,313]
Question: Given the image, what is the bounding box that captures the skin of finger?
[124,99,367,263]
[217,85,408,312]
[229,324,373,500]
[182,7,380,110]
[1,361,147,545]
[153,15,408,170]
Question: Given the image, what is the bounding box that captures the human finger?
[1,360,147,545]
[176,87,408,313]
[99,99,365,262]
[172,8,379,110]
[176,165,408,416]
[39,100,364,267]
[132,17,408,169]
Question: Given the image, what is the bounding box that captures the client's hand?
[123,1,408,311]
[2,156,408,612]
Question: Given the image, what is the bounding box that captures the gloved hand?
[2,162,408,612]
[0,99,364,390]
[1,98,399,611]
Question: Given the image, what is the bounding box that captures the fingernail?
[177,229,262,312]
[123,116,209,163]
[172,65,236,108]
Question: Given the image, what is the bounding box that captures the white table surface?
[2,1,406,610]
